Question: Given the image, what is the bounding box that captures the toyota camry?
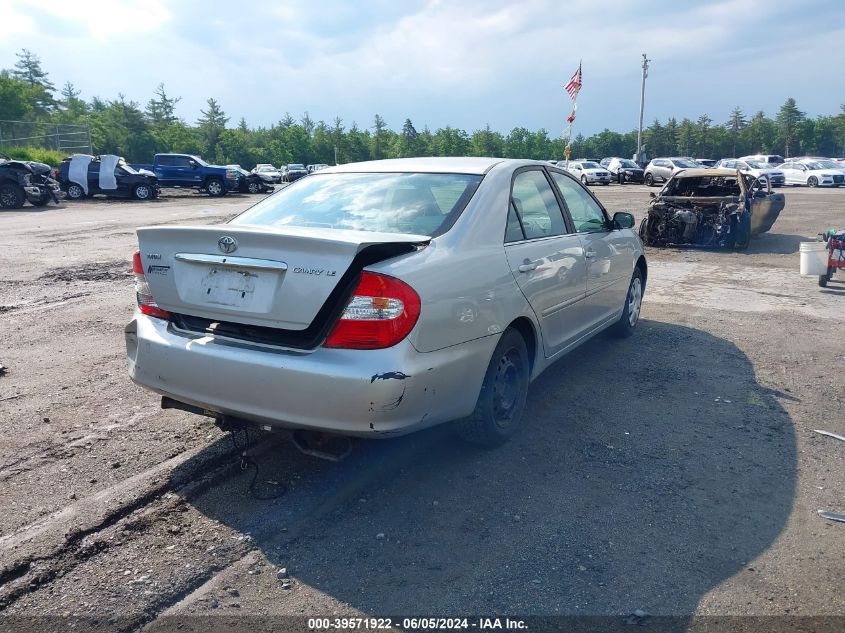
[125,158,646,446]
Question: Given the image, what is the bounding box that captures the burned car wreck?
[639,168,785,249]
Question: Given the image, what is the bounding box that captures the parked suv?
[282,163,308,183]
[643,157,700,186]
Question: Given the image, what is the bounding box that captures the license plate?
[200,267,259,307]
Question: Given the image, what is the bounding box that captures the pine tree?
[725,107,747,157]
[12,49,55,91]
[776,98,805,158]
[145,84,181,126]
[197,98,229,159]
[372,114,387,159]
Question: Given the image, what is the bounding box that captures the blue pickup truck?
[132,154,239,196]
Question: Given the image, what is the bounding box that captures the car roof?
[321,157,511,175]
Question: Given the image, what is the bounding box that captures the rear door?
[503,168,588,356]
[550,170,636,329]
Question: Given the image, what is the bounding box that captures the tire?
[247,181,261,194]
[66,183,85,200]
[0,183,25,209]
[819,273,828,288]
[808,176,818,188]
[618,173,624,185]
[205,177,225,197]
[610,268,644,338]
[581,175,589,186]
[454,328,530,447]
[644,173,654,186]
[133,183,153,200]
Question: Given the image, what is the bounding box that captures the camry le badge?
[218,236,238,254]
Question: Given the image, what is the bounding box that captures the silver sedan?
[125,158,647,445]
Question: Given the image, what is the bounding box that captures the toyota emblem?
[218,236,238,254]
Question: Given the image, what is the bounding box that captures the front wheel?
[644,173,654,186]
[66,183,85,200]
[581,175,589,186]
[0,183,25,209]
[206,177,225,197]
[610,268,644,338]
[454,328,530,447]
[133,183,153,200]
[808,176,818,188]
[247,181,261,194]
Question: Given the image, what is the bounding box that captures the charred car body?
[0,155,61,209]
[639,168,785,249]
[59,154,160,200]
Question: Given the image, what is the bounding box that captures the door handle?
[585,250,596,259]
[518,262,538,272]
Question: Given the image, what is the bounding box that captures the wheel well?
[507,317,537,374]
[636,255,647,289]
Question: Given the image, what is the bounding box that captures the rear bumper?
[125,314,496,437]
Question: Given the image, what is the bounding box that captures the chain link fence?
[0,120,91,154]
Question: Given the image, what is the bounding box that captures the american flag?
[565,64,582,99]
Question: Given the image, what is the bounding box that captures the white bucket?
[799,241,829,276]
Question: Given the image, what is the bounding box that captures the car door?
[154,155,176,186]
[504,168,588,357]
[87,161,100,194]
[653,159,670,181]
[780,162,798,184]
[550,170,636,329]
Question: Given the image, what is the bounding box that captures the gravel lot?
[1,184,844,632]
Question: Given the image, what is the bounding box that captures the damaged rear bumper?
[125,313,495,437]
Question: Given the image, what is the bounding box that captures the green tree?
[145,84,181,127]
[196,98,229,160]
[725,107,747,157]
[392,118,421,157]
[372,114,388,159]
[776,98,804,158]
[12,49,55,91]
[470,124,503,157]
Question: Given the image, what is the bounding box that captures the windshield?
[673,158,699,168]
[580,162,601,169]
[619,159,639,168]
[816,160,842,169]
[231,172,482,236]
[189,155,207,167]
[288,164,306,170]
[257,166,276,172]
[664,175,742,197]
[747,161,769,169]
[803,161,826,170]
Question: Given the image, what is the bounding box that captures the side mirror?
[613,211,635,229]
[188,160,198,169]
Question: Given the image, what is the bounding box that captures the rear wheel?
[206,177,225,197]
[644,173,654,186]
[611,268,644,338]
[133,183,153,200]
[66,183,85,200]
[455,328,530,447]
[808,176,818,188]
[0,183,25,209]
[819,266,833,287]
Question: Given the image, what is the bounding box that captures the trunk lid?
[136,224,429,330]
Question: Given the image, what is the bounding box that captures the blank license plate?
[200,267,259,307]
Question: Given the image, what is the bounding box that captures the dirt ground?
[1,183,844,632]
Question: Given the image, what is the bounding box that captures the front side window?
[232,172,481,237]
[509,170,567,240]
[550,172,608,233]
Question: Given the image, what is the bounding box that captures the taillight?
[324,272,421,350]
[132,251,172,320]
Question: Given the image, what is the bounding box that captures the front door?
[503,169,588,357]
[550,170,635,329]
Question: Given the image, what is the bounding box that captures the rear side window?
[509,170,567,240]
[232,172,482,237]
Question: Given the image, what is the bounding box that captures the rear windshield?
[231,172,483,236]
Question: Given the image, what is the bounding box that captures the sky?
[1,0,844,136]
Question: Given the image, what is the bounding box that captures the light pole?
[635,53,650,165]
